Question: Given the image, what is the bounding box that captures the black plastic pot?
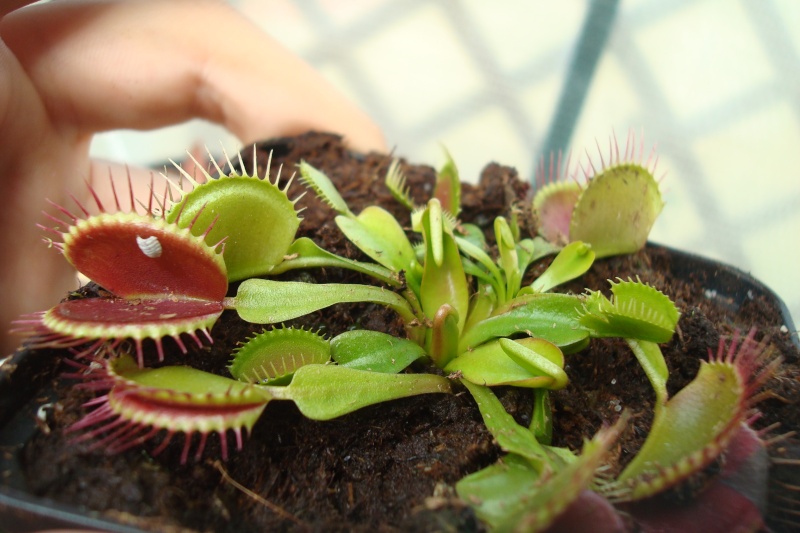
[0,244,797,532]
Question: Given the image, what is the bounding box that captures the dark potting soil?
[11,132,800,532]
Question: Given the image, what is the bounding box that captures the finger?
[1,0,386,153]
[0,0,35,18]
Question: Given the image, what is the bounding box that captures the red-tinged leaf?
[612,330,778,502]
[44,298,224,337]
[624,425,767,533]
[546,490,627,533]
[433,149,461,216]
[68,354,271,463]
[36,297,224,364]
[64,213,227,301]
[532,181,581,244]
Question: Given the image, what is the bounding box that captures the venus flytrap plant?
[15,134,779,532]
[19,144,672,433]
[13,148,453,463]
[291,156,685,422]
[612,331,780,531]
[167,148,404,289]
[24,148,660,392]
[298,163,496,359]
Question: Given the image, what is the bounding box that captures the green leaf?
[427,198,445,266]
[458,222,487,249]
[515,238,537,274]
[267,237,402,287]
[460,380,550,465]
[446,338,564,389]
[570,163,663,258]
[499,338,568,390]
[458,293,588,353]
[463,283,497,333]
[419,200,470,333]
[460,256,498,288]
[233,279,418,326]
[495,217,521,298]
[278,364,451,420]
[626,339,668,408]
[229,327,331,385]
[429,304,460,368]
[298,161,353,217]
[457,412,626,533]
[579,279,679,343]
[456,454,542,529]
[330,330,426,373]
[531,389,553,445]
[335,207,420,289]
[495,415,628,532]
[528,236,563,263]
[455,236,506,302]
[530,241,595,293]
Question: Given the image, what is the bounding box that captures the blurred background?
[90,0,800,325]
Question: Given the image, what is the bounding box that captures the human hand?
[0,0,386,355]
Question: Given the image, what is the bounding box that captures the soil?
[4,132,800,532]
